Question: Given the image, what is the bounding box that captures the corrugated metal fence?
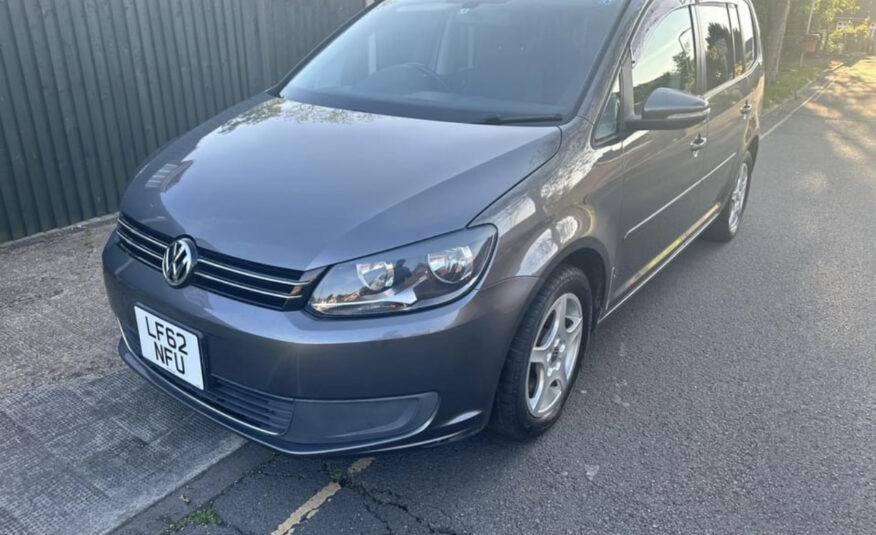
[0,0,365,243]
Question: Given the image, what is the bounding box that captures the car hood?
[121,94,561,271]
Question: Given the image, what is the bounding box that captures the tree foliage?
[750,0,862,83]
[813,0,861,29]
[829,19,874,52]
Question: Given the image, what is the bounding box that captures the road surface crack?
[348,484,463,535]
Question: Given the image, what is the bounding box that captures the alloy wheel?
[728,162,750,234]
[526,293,584,417]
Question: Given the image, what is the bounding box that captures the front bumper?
[103,231,537,455]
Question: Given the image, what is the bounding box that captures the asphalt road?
[121,57,876,535]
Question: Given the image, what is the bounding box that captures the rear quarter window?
[737,1,757,68]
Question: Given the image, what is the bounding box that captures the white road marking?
[762,78,837,140]
[270,457,374,535]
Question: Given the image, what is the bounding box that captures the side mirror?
[626,88,710,131]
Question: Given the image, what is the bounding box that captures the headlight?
[308,226,497,317]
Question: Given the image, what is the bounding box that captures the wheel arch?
[534,238,613,331]
[747,135,760,170]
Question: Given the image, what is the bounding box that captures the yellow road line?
[270,457,374,535]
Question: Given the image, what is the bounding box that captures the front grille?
[123,325,294,435]
[116,215,317,310]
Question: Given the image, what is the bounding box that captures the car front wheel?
[490,265,592,440]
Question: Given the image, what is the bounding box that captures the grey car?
[103,0,763,454]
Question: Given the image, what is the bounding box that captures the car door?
[612,3,707,301]
[734,0,764,143]
[695,2,751,210]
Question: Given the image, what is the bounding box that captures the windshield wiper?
[479,113,563,125]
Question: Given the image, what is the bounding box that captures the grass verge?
[764,58,842,109]
[764,65,822,108]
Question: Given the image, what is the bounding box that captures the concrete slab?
[0,220,122,396]
[0,370,245,535]
[0,220,247,534]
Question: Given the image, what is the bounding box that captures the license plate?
[134,306,204,390]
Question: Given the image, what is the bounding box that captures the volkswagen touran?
[104,0,764,454]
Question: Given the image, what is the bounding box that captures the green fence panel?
[0,0,365,243]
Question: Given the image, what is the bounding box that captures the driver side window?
[631,8,698,115]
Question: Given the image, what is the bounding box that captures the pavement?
[0,222,246,534]
[0,219,121,394]
[1,57,874,534]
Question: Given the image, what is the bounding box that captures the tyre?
[704,151,754,242]
[490,265,592,440]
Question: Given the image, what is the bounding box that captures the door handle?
[740,103,753,116]
[690,135,707,154]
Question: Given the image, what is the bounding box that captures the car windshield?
[280,0,625,124]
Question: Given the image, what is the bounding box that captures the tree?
[763,0,793,83]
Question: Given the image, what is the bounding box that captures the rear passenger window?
[729,5,746,75]
[631,8,697,115]
[698,5,734,90]
[737,1,757,69]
